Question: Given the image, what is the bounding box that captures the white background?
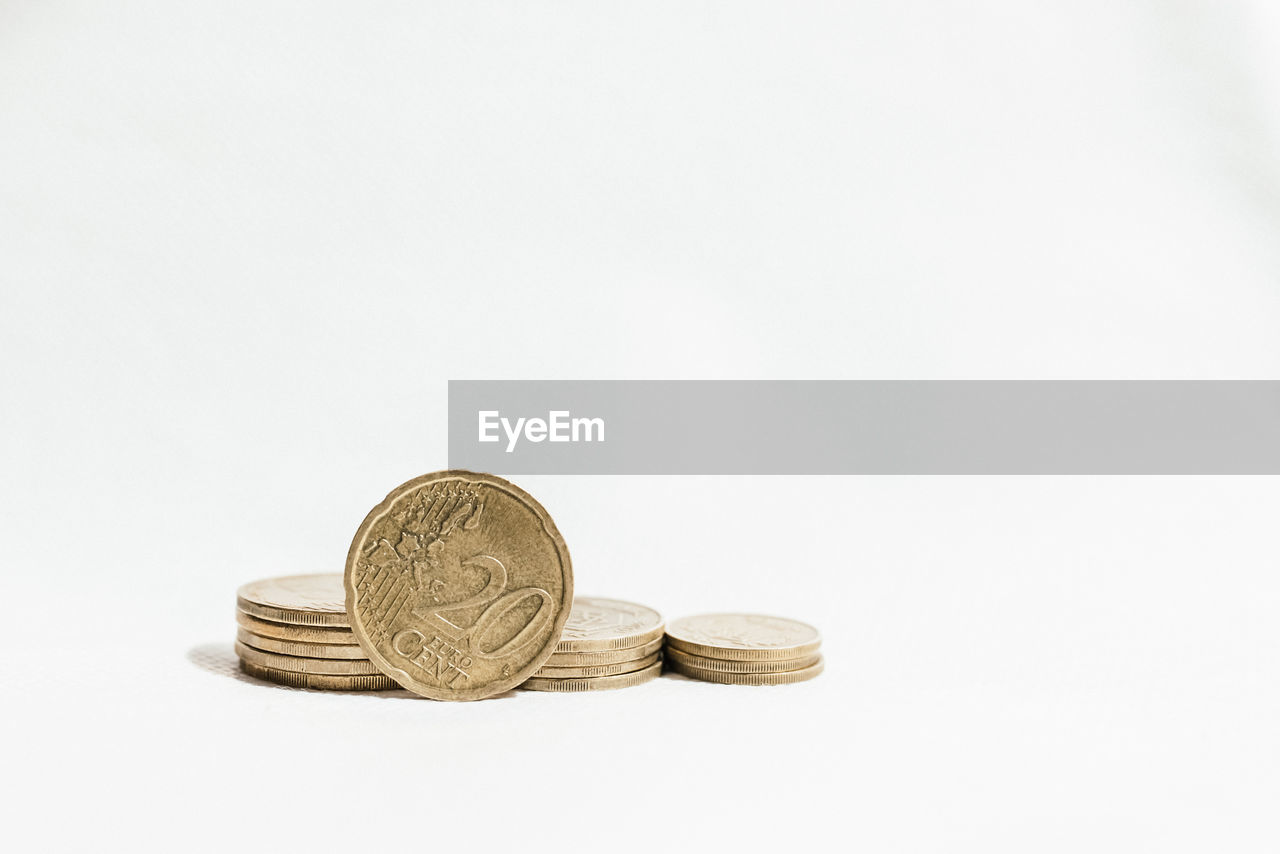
[3,2,1279,851]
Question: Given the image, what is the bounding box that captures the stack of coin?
[235,573,394,691]
[519,597,665,692]
[664,613,823,685]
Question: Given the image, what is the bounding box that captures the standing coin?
[665,614,821,661]
[237,574,349,627]
[554,597,664,653]
[345,471,573,701]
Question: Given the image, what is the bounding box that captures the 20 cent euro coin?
[344,471,573,700]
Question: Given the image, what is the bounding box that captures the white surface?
[3,2,1280,852]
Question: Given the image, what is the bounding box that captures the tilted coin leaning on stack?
[234,574,394,691]
[345,471,574,700]
[230,470,822,698]
[663,614,824,685]
[519,596,665,692]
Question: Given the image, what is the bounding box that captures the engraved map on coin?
[345,471,573,701]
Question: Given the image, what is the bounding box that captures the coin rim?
[666,655,825,686]
[534,651,661,679]
[553,596,665,652]
[239,659,395,691]
[344,470,574,701]
[544,636,664,666]
[236,627,367,660]
[235,610,358,644]
[234,640,384,675]
[664,613,822,661]
[555,623,665,653]
[236,573,350,627]
[664,646,821,674]
[519,659,663,692]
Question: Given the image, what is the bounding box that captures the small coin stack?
[664,613,823,686]
[235,573,394,691]
[519,597,665,692]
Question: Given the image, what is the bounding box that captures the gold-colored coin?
[553,596,664,652]
[667,655,824,686]
[239,660,395,691]
[345,471,574,701]
[543,636,664,666]
[236,611,358,645]
[519,659,663,692]
[665,646,820,674]
[237,574,349,627]
[236,627,367,660]
[234,640,384,676]
[665,613,821,661]
[534,651,661,679]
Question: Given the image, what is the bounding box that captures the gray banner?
[447,381,1280,474]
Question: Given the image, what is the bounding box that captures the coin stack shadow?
[234,574,394,691]
[663,614,824,686]
[519,597,666,692]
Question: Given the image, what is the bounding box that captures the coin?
[664,646,820,674]
[237,574,349,627]
[239,660,395,691]
[234,640,384,676]
[236,627,367,660]
[534,652,661,679]
[519,659,663,692]
[236,611,358,645]
[665,613,821,661]
[345,471,573,701]
[553,597,664,652]
[666,655,824,686]
[543,636,664,666]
